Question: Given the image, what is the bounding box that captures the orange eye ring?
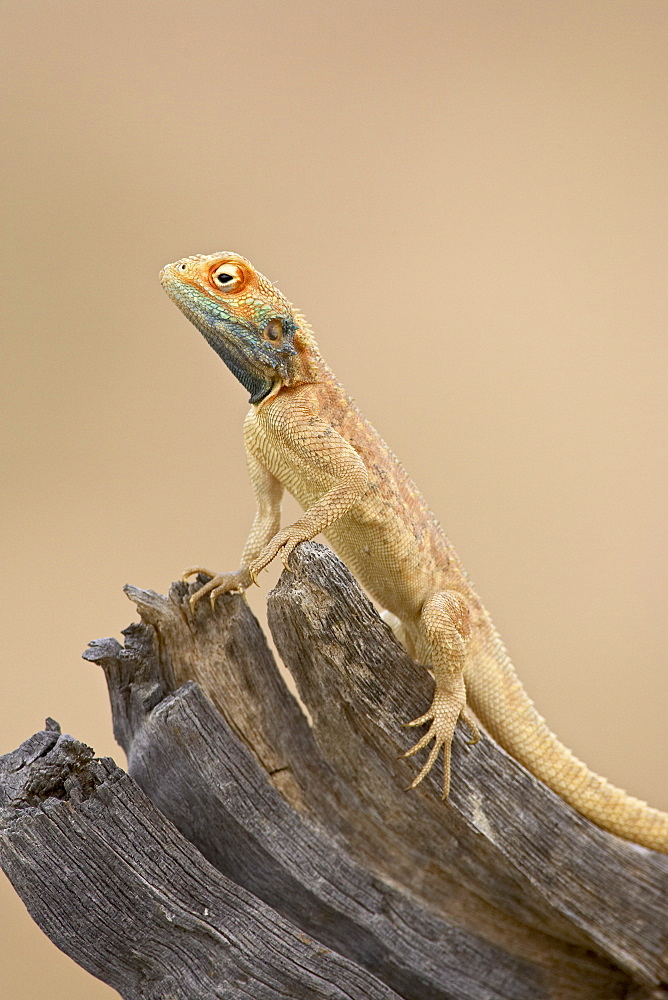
[209,262,246,293]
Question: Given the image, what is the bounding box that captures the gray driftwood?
[1,542,666,999]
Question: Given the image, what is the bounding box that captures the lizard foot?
[402,689,480,798]
[249,529,306,579]
[182,567,251,610]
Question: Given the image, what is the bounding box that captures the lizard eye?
[262,318,284,344]
[211,262,245,292]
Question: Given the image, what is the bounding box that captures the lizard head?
[160,252,312,404]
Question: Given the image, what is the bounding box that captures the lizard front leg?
[404,591,480,798]
[248,392,369,579]
[184,448,283,609]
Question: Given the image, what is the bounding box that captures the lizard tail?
[465,620,668,854]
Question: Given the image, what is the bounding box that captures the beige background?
[2,2,667,996]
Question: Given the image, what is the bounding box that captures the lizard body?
[161,251,668,853]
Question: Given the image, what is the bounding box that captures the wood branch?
[0,723,400,1000]
[266,545,668,981]
[86,672,619,1000]
[1,540,667,999]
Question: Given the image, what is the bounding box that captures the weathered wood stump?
[1,542,666,999]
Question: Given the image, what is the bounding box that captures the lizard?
[160,250,668,854]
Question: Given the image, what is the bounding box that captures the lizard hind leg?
[403,591,480,798]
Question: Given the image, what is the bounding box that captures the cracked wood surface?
[1,541,666,998]
[0,725,400,1000]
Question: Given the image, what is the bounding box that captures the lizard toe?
[182,565,217,584]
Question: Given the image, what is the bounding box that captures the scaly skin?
[160,251,668,853]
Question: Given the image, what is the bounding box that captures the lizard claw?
[180,567,220,611]
[461,709,481,746]
[280,538,299,571]
[250,530,304,579]
[401,688,469,798]
[183,567,251,611]
[209,585,227,609]
[404,710,433,729]
[403,720,454,798]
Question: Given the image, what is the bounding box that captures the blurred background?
[2,2,667,996]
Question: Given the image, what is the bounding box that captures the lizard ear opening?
[262,318,284,345]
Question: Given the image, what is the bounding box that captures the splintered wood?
[1,542,666,999]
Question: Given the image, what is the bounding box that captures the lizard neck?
[290,311,337,387]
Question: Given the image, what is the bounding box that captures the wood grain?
[1,541,666,998]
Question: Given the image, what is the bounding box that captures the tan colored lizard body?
[161,251,668,853]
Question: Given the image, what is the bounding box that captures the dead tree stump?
[1,541,666,999]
